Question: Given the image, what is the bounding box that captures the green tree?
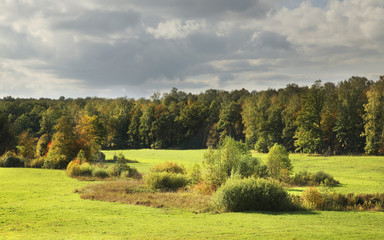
[17,130,37,160]
[127,104,143,148]
[0,113,15,155]
[217,101,244,142]
[363,77,384,155]
[294,81,325,153]
[266,143,292,181]
[45,115,77,168]
[202,137,264,189]
[334,77,371,153]
[139,104,154,148]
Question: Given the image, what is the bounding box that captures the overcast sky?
[0,0,383,99]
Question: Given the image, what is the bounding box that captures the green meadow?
[1,150,384,239]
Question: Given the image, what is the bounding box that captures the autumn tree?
[363,77,384,155]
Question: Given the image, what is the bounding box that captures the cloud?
[0,0,383,98]
[146,20,205,40]
[55,10,141,36]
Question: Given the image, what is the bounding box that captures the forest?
[1,76,384,169]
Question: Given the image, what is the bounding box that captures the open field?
[1,150,384,239]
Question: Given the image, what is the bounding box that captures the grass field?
[1,150,384,239]
[104,150,384,194]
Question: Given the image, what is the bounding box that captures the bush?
[108,162,141,179]
[291,171,339,187]
[202,137,266,189]
[301,187,325,210]
[151,162,186,174]
[188,163,202,185]
[43,154,69,169]
[291,171,313,186]
[0,151,24,168]
[212,178,294,212]
[66,161,94,177]
[306,192,384,211]
[79,163,93,176]
[145,172,189,191]
[66,159,82,176]
[92,168,110,178]
[313,171,339,186]
[92,151,106,163]
[29,157,45,168]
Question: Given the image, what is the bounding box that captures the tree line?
[1,76,384,161]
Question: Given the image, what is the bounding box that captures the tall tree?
[0,113,15,154]
[217,101,244,142]
[294,81,325,153]
[334,77,371,153]
[363,77,384,155]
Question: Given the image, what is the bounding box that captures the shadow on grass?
[241,210,319,216]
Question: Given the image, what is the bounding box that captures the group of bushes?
[301,187,384,211]
[291,171,340,187]
[66,153,141,179]
[145,162,190,191]
[0,149,106,169]
[141,139,342,212]
[0,151,24,168]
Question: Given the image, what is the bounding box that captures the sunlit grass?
[103,149,384,194]
[1,151,384,239]
[1,168,384,239]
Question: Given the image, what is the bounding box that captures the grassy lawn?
[103,149,206,173]
[1,151,384,239]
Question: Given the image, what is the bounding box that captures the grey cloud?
[258,31,292,51]
[55,10,141,35]
[1,0,383,98]
[102,0,277,19]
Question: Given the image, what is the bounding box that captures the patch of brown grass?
[76,180,212,213]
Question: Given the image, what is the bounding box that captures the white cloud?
[146,20,205,39]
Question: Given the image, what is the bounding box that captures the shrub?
[313,192,384,211]
[291,171,313,186]
[92,151,105,163]
[202,137,266,189]
[151,162,186,174]
[0,151,24,168]
[92,168,110,178]
[145,172,189,191]
[212,178,294,212]
[188,163,202,185]
[291,171,339,187]
[29,157,45,168]
[108,162,141,179]
[66,159,82,176]
[43,153,69,169]
[79,163,93,176]
[120,167,141,179]
[313,171,339,186]
[66,160,95,177]
[301,187,324,210]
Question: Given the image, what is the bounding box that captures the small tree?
[202,136,265,189]
[266,143,292,181]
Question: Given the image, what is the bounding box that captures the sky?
[0,0,383,99]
